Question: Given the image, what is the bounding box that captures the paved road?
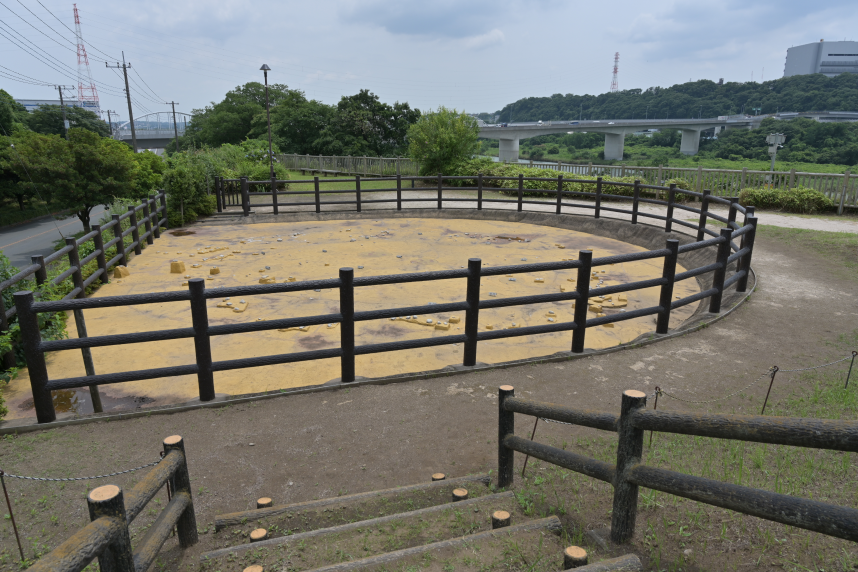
[0,206,107,270]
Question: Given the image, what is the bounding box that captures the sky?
[2,0,858,124]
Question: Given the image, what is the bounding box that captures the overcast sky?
[2,0,857,123]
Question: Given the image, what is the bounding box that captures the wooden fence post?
[148,195,161,239]
[655,240,679,334]
[14,291,55,423]
[141,199,154,245]
[355,175,362,212]
[727,196,739,228]
[789,168,796,190]
[314,176,321,214]
[477,173,483,210]
[215,177,223,213]
[339,267,355,383]
[838,170,851,215]
[438,173,444,209]
[92,225,108,285]
[571,250,592,353]
[736,216,758,293]
[708,228,733,313]
[587,162,593,176]
[66,237,103,413]
[740,167,747,190]
[696,189,711,241]
[162,436,199,548]
[664,184,676,233]
[696,165,703,195]
[555,175,563,214]
[396,174,402,211]
[595,177,603,219]
[127,207,142,255]
[631,180,641,224]
[87,485,134,572]
[497,385,515,489]
[517,174,524,212]
[657,164,663,186]
[463,258,482,367]
[112,214,127,266]
[271,176,279,215]
[610,390,647,543]
[188,279,215,402]
[240,177,250,216]
[159,192,169,229]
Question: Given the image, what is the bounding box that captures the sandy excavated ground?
[5,218,698,419]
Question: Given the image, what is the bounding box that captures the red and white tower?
[610,52,619,93]
[73,4,100,117]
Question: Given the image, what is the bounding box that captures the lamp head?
[260,64,271,71]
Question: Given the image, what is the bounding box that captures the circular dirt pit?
[5,217,700,417]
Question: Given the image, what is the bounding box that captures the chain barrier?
[0,458,161,482]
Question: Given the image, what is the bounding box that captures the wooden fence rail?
[498,388,858,544]
[27,435,198,572]
[272,154,856,212]
[0,193,168,381]
[15,176,758,424]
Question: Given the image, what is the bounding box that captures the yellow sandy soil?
[3,218,698,417]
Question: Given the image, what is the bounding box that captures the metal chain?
[0,458,161,482]
[777,355,852,373]
[658,353,854,405]
[658,367,776,404]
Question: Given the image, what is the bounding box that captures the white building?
[784,40,858,77]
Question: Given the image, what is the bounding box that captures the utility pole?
[165,101,180,154]
[106,52,137,152]
[55,85,74,139]
[105,110,118,139]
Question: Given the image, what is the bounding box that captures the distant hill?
[488,74,858,122]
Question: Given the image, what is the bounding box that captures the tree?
[1,130,70,209]
[54,128,139,232]
[28,105,110,138]
[132,151,165,195]
[0,89,29,134]
[408,107,479,175]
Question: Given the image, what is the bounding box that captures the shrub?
[739,186,834,214]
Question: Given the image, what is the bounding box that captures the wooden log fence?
[270,154,857,210]
[497,387,858,544]
[0,192,168,370]
[13,177,758,424]
[26,435,198,572]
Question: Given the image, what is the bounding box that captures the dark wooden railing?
[0,193,167,374]
[497,387,858,544]
[14,178,757,424]
[28,435,197,572]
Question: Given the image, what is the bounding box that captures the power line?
[34,0,116,61]
[131,66,163,101]
[0,0,82,58]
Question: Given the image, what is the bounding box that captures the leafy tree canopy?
[0,89,29,134]
[407,107,479,175]
[493,74,858,123]
[28,104,110,138]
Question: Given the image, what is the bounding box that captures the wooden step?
[201,490,515,562]
[215,473,490,531]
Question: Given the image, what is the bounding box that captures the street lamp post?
[260,64,275,180]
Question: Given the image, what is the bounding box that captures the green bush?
[450,158,695,201]
[739,186,834,214]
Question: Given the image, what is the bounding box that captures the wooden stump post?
[88,485,134,572]
[491,510,511,529]
[163,435,199,548]
[250,528,268,542]
[563,546,588,569]
[498,385,515,488]
[610,390,647,544]
[452,488,468,502]
[257,497,272,509]
[431,473,446,482]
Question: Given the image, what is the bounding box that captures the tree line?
[486,74,858,124]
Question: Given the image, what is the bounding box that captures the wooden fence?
[0,192,168,407]
[16,176,758,424]
[274,154,856,213]
[498,387,858,544]
[27,435,198,572]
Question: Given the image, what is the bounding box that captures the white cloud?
[464,29,505,50]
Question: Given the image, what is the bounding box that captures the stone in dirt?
[113,266,130,278]
[170,261,185,273]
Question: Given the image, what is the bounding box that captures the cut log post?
[566,554,642,571]
[564,546,588,568]
[250,528,268,542]
[244,566,263,572]
[492,510,511,529]
[257,497,272,509]
[431,473,446,482]
[452,488,468,502]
